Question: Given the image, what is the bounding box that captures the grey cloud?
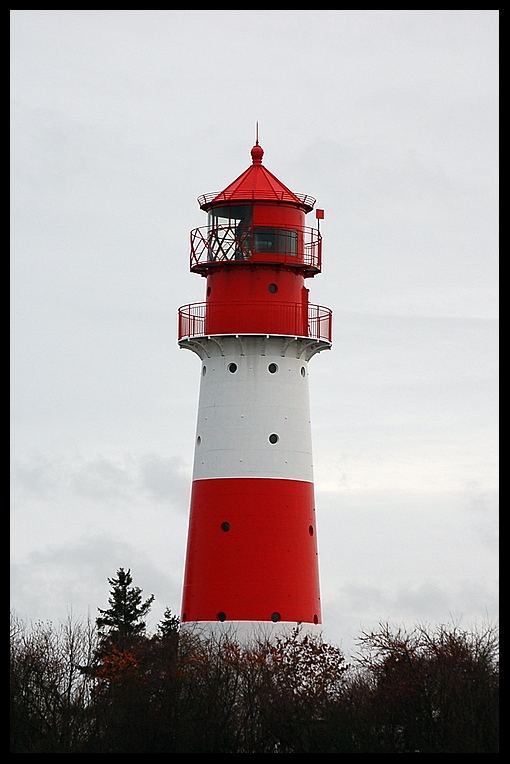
[11,534,182,630]
[464,487,499,515]
[13,453,191,506]
[331,581,451,621]
[339,582,389,613]
[138,454,190,506]
[13,455,62,498]
[392,582,451,618]
[15,456,72,498]
[70,457,133,500]
[323,578,498,659]
[461,488,499,549]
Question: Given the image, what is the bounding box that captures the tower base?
[179,620,322,647]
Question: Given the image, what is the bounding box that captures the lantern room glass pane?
[254,227,297,256]
[207,205,252,261]
[208,205,252,231]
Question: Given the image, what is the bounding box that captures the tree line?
[10,568,499,753]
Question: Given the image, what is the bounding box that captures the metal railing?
[189,224,321,274]
[178,301,332,343]
[308,303,333,344]
[197,191,316,211]
[178,302,207,342]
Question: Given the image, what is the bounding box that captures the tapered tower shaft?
[178,141,332,628]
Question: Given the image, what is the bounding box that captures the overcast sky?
[11,10,498,657]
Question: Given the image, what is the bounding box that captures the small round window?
[271,612,281,622]
[217,612,227,622]
[268,363,278,374]
[228,363,238,373]
[268,283,278,293]
[196,435,201,446]
[221,521,231,532]
[301,366,306,377]
[202,365,207,376]
[268,433,279,444]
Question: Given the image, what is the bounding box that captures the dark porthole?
[268,283,278,293]
[217,611,227,622]
[202,365,207,376]
[196,435,201,446]
[313,614,319,625]
[309,525,314,536]
[221,521,231,532]
[268,362,278,374]
[228,362,238,373]
[301,366,306,377]
[271,612,281,622]
[268,433,279,444]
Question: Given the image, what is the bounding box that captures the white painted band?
[180,620,322,644]
[188,336,315,482]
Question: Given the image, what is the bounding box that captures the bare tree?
[10,613,98,752]
[354,622,499,753]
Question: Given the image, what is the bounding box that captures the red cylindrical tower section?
[205,266,308,336]
[182,478,320,623]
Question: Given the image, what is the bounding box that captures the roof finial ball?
[251,142,264,165]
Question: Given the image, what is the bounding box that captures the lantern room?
[191,142,321,277]
[179,141,332,343]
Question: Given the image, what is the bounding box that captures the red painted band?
[181,478,321,624]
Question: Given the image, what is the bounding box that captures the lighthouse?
[178,139,332,632]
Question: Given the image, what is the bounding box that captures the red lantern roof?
[197,143,316,212]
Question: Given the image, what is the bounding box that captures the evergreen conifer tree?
[96,567,154,639]
[157,607,180,639]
